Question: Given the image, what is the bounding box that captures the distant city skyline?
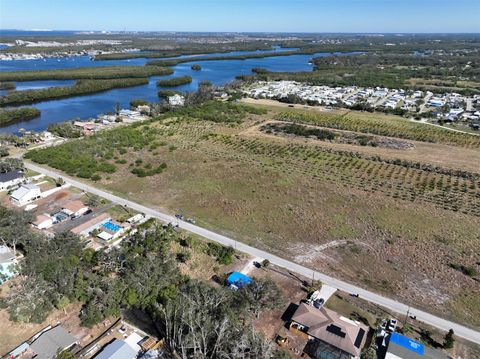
[0,0,479,34]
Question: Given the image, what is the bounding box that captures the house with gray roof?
[0,170,24,192]
[291,303,369,359]
[30,325,78,359]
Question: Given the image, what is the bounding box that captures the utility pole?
[404,306,410,327]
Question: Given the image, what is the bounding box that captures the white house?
[0,245,17,283]
[0,170,24,192]
[10,184,41,206]
[32,214,54,230]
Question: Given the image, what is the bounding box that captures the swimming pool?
[102,221,121,232]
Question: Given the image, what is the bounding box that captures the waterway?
[0,48,356,133]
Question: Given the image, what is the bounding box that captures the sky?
[0,0,479,33]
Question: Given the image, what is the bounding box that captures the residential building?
[0,245,16,283]
[62,200,89,218]
[10,184,41,206]
[70,212,111,237]
[94,340,137,359]
[385,333,451,359]
[29,325,78,359]
[7,342,31,358]
[0,170,24,192]
[32,214,54,230]
[291,303,369,359]
[94,332,143,359]
[97,220,128,242]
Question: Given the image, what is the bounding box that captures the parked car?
[387,319,398,332]
[313,298,325,309]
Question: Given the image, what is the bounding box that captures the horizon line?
[1,28,480,35]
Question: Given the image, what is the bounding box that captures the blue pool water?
[103,221,121,232]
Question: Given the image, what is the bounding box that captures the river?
[0,48,355,133]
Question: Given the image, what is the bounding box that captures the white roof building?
[32,214,54,230]
[10,184,41,206]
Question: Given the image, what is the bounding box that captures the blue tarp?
[226,272,252,289]
[390,332,425,356]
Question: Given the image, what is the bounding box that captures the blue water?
[0,50,358,133]
[0,47,296,72]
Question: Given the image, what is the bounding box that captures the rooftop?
[291,303,369,357]
[33,214,52,226]
[71,213,111,235]
[0,170,23,184]
[30,325,77,359]
[62,200,88,213]
[94,339,137,359]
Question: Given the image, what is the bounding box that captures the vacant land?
[25,102,480,327]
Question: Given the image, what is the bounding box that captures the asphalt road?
[24,161,480,344]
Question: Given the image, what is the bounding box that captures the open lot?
[24,102,480,328]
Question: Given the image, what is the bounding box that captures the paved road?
[23,161,480,344]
